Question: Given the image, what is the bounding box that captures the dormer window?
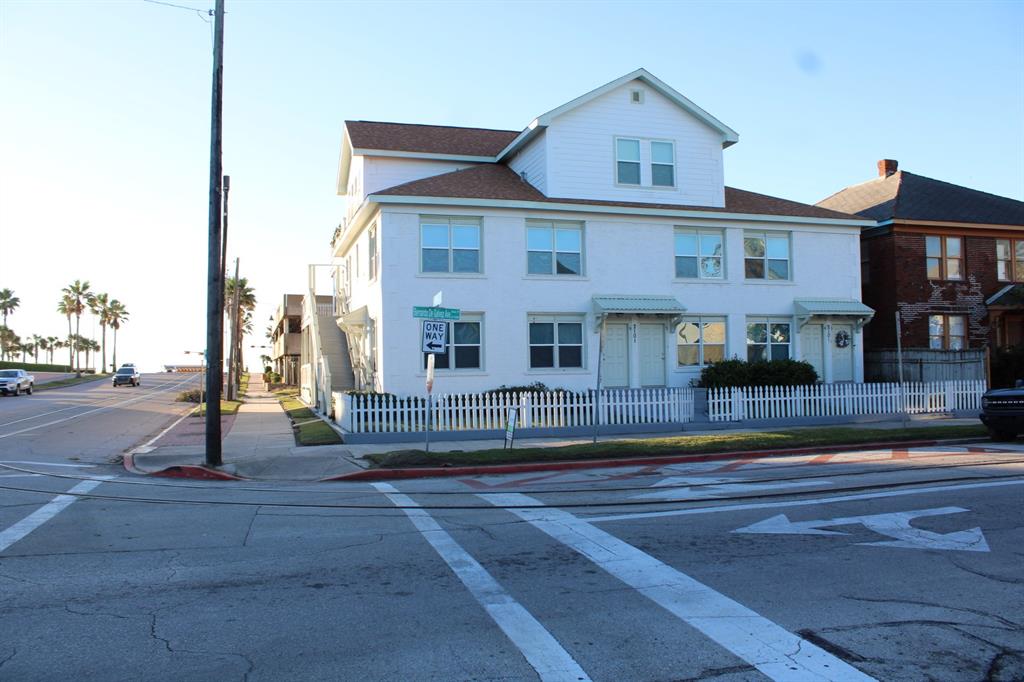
[615,138,641,185]
[651,141,675,187]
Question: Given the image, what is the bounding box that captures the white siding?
[375,206,863,396]
[546,80,726,207]
[507,132,547,195]
[363,157,478,195]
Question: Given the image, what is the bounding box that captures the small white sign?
[433,290,443,307]
[422,320,447,354]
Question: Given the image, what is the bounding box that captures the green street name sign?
[413,306,461,321]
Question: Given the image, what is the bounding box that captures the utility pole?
[227,258,240,401]
[204,0,225,467]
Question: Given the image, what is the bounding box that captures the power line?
[141,0,212,23]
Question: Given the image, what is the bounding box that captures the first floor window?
[675,229,723,279]
[423,319,482,370]
[676,317,726,367]
[528,317,584,369]
[421,217,481,273]
[746,319,791,361]
[527,222,583,275]
[744,231,791,280]
[929,314,966,350]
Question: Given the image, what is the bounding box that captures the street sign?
[413,306,461,321]
[503,408,518,449]
[433,290,443,307]
[422,320,447,354]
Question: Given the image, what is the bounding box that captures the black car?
[112,367,141,387]
[980,380,1024,441]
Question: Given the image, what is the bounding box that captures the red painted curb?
[324,437,983,482]
[122,452,246,480]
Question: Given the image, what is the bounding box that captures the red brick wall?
[861,228,1011,350]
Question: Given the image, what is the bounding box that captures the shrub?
[176,389,203,403]
[991,345,1024,389]
[698,358,818,388]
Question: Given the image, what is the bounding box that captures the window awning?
[337,305,369,333]
[794,298,875,329]
[592,295,686,328]
[987,284,1024,310]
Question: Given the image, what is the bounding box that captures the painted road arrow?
[733,506,989,552]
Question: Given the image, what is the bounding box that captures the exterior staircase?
[317,314,355,392]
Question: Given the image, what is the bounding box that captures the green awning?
[592,295,686,316]
[794,298,874,329]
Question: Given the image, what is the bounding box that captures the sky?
[1,0,1022,373]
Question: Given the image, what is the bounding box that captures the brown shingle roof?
[345,121,520,157]
[372,164,862,221]
[817,171,1024,226]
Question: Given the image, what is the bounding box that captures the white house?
[303,69,874,407]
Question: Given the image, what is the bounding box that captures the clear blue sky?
[1,0,1021,372]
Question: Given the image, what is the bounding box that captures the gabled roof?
[817,170,1024,226]
[370,164,865,222]
[497,68,739,160]
[987,284,1024,309]
[344,121,519,158]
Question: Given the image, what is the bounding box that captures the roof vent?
[630,89,644,104]
[520,171,528,182]
[877,159,898,177]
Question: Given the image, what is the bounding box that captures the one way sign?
[422,320,447,354]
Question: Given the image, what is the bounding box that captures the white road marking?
[0,477,113,553]
[372,483,591,682]
[485,492,876,682]
[588,478,1024,523]
[631,475,829,500]
[126,404,197,454]
[734,507,990,552]
[0,376,195,440]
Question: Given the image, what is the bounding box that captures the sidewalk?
[126,391,989,481]
[127,376,363,481]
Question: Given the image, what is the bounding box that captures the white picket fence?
[335,388,695,434]
[707,380,987,423]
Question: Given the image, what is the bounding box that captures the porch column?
[853,327,864,382]
[822,322,834,384]
[628,320,641,389]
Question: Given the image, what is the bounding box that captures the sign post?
[504,407,518,449]
[415,298,460,454]
[425,354,435,453]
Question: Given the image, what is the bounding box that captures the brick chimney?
[877,159,898,177]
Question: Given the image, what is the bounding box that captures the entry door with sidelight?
[638,323,666,387]
[601,323,630,388]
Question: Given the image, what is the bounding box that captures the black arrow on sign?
[426,341,443,350]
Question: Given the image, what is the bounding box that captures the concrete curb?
[323,437,987,482]
[122,452,246,481]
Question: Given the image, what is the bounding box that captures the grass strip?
[33,374,112,391]
[191,399,242,416]
[365,423,988,468]
[276,390,342,446]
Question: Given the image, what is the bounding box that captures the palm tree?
[107,300,129,371]
[0,327,18,361]
[61,280,92,376]
[45,336,59,364]
[89,293,112,373]
[0,288,19,330]
[57,294,76,370]
[224,277,256,397]
[30,334,43,363]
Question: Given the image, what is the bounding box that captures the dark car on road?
[112,367,141,387]
[980,380,1024,441]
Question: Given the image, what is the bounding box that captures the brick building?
[818,160,1024,357]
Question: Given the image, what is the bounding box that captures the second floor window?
[527,222,583,276]
[925,235,962,280]
[675,229,723,279]
[651,141,675,187]
[744,232,791,280]
[747,319,791,361]
[996,239,1023,282]
[421,217,481,274]
[929,314,966,350]
[616,138,641,185]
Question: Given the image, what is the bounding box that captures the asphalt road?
[1,418,1022,680]
[0,372,200,471]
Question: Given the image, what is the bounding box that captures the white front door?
[638,323,666,387]
[800,324,825,381]
[602,323,629,388]
[832,324,854,382]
